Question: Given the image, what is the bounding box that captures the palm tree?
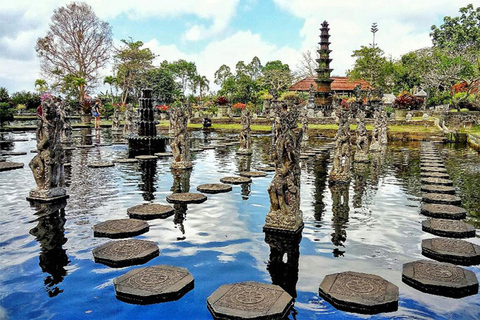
[104,75,117,103]
[198,75,210,99]
[34,79,48,93]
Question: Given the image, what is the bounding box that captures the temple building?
[289,76,373,97]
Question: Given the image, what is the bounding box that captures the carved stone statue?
[28,96,67,201]
[237,107,252,155]
[354,103,369,163]
[379,107,388,145]
[59,101,72,144]
[123,104,133,136]
[264,105,303,234]
[369,100,381,152]
[112,106,121,132]
[170,104,192,169]
[329,105,351,183]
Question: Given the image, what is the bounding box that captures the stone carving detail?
[123,104,134,136]
[215,283,284,312]
[430,238,475,254]
[121,266,189,292]
[112,106,121,132]
[329,104,351,183]
[413,261,466,283]
[29,96,67,200]
[59,101,72,144]
[353,99,369,163]
[237,108,252,155]
[330,273,388,302]
[369,100,382,152]
[264,106,303,233]
[301,111,309,143]
[170,105,192,169]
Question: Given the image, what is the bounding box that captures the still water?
[0,129,479,320]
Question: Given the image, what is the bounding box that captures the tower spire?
[314,21,333,111]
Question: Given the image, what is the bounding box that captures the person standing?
[93,99,102,130]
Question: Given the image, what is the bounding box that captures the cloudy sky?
[0,0,476,94]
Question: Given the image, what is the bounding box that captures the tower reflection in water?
[139,159,157,201]
[171,168,192,241]
[29,200,70,297]
[329,183,350,257]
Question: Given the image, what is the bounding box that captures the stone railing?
[467,133,480,152]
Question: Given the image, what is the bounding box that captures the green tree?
[34,79,49,94]
[0,87,9,103]
[259,60,293,96]
[214,64,232,87]
[35,2,112,108]
[348,46,391,91]
[114,38,155,104]
[164,60,198,96]
[10,91,41,110]
[145,67,177,104]
[103,75,118,103]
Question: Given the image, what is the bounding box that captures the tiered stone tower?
[128,88,167,157]
[314,21,334,113]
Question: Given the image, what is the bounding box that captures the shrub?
[427,91,452,107]
[232,102,246,112]
[393,93,423,110]
[0,102,14,126]
[216,96,229,105]
[10,91,41,110]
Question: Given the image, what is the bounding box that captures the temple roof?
[289,76,373,92]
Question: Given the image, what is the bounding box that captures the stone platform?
[420,204,467,220]
[127,204,175,220]
[220,176,252,184]
[420,185,456,194]
[166,193,207,204]
[422,193,461,205]
[420,178,453,186]
[422,219,475,238]
[196,183,232,194]
[92,239,159,268]
[207,282,293,320]
[114,265,194,304]
[420,172,450,179]
[318,271,399,314]
[0,162,24,172]
[114,158,139,163]
[422,238,480,266]
[88,161,115,168]
[93,219,149,238]
[256,166,276,172]
[135,155,158,161]
[402,260,478,298]
[239,171,267,178]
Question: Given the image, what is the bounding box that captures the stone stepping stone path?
[422,193,461,205]
[220,176,252,185]
[402,260,478,298]
[200,146,215,150]
[420,185,456,194]
[299,155,309,160]
[420,172,450,179]
[196,183,232,194]
[421,204,467,220]
[190,148,202,152]
[207,282,293,320]
[166,193,207,204]
[76,145,95,149]
[93,219,149,238]
[318,271,398,314]
[135,155,158,160]
[422,219,475,238]
[257,166,276,172]
[421,177,453,186]
[96,143,112,147]
[127,204,175,220]
[420,163,445,168]
[30,150,38,153]
[64,163,71,167]
[88,161,115,168]
[236,149,253,155]
[0,162,24,172]
[114,158,139,163]
[63,146,76,151]
[422,238,480,266]
[0,157,5,162]
[239,171,267,178]
[0,151,27,156]
[92,239,159,268]
[154,152,173,157]
[114,265,194,304]
[420,167,448,173]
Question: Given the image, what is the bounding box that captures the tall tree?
[165,60,198,96]
[35,2,112,109]
[259,60,293,96]
[348,46,390,91]
[297,50,316,78]
[214,64,232,87]
[145,67,177,104]
[114,38,155,104]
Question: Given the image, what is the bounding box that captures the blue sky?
[0,0,477,94]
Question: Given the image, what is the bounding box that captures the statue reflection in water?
[139,159,157,201]
[237,155,252,200]
[171,168,192,241]
[29,200,69,297]
[313,155,329,222]
[353,163,369,209]
[329,183,350,257]
[265,232,301,319]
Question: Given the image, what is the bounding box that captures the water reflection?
[353,163,369,209]
[329,183,350,257]
[139,159,157,201]
[80,128,92,146]
[313,156,329,221]
[237,154,251,172]
[28,200,69,298]
[171,168,192,241]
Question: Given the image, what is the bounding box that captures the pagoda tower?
[314,21,333,111]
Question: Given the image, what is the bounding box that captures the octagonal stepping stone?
[88,161,115,168]
[422,238,480,266]
[257,166,276,172]
[421,185,456,194]
[200,145,215,150]
[114,265,194,304]
[94,219,149,238]
[76,144,95,149]
[422,193,461,205]
[220,176,252,185]
[30,149,38,153]
[421,204,467,220]
[421,177,453,186]
[299,155,309,160]
[421,166,447,173]
[420,163,445,169]
[127,204,175,220]
[92,239,159,268]
[64,163,71,167]
[154,152,173,157]
[135,155,157,161]
[0,151,27,156]
[63,146,76,151]
[318,271,398,314]
[420,171,450,179]
[422,219,475,238]
[402,260,478,298]
[114,158,139,164]
[0,162,24,172]
[239,171,267,178]
[196,183,232,194]
[207,282,293,320]
[96,143,112,147]
[191,148,202,152]
[166,193,207,204]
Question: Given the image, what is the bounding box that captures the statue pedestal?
[27,187,69,203]
[264,209,304,235]
[354,151,370,163]
[170,161,193,170]
[236,148,252,155]
[128,136,167,157]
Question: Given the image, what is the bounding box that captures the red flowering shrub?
[216,96,229,105]
[232,103,246,111]
[393,93,423,110]
[155,105,170,112]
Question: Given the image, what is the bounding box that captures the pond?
[0,129,479,319]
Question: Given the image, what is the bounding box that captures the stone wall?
[467,134,480,152]
[443,112,480,128]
